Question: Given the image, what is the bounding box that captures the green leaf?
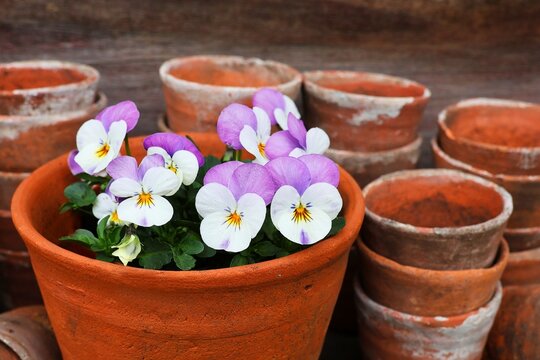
[59,229,106,252]
[64,182,96,207]
[276,250,289,258]
[230,254,249,267]
[77,173,109,185]
[179,234,204,255]
[96,216,109,240]
[261,213,277,240]
[197,244,217,258]
[253,241,280,257]
[138,241,173,270]
[96,253,115,262]
[173,252,196,270]
[328,217,346,237]
[59,202,74,214]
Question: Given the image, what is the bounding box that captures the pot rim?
[438,97,540,154]
[0,60,99,96]
[159,55,303,93]
[11,134,365,289]
[303,70,431,105]
[325,135,422,160]
[362,168,513,237]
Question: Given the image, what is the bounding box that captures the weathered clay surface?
[0,92,107,172]
[439,98,540,176]
[361,169,512,270]
[355,279,502,360]
[160,55,302,133]
[325,136,421,187]
[356,238,508,317]
[303,70,430,152]
[432,139,540,251]
[0,170,29,211]
[11,134,365,360]
[501,246,540,286]
[486,285,540,360]
[0,60,99,116]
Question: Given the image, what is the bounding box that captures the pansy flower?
[195,162,276,252]
[267,155,342,245]
[92,186,127,226]
[107,154,181,227]
[265,114,330,159]
[112,234,141,266]
[253,88,300,129]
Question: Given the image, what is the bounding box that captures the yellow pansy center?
[110,210,120,223]
[225,211,242,229]
[167,162,178,174]
[258,142,266,157]
[96,142,111,158]
[292,203,312,223]
[136,192,154,207]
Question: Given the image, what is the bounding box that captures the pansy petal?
[252,88,285,125]
[75,143,105,175]
[298,154,340,187]
[253,107,271,139]
[97,101,140,132]
[200,212,252,253]
[116,195,173,227]
[229,163,276,204]
[266,157,311,194]
[147,146,172,162]
[277,207,331,245]
[195,183,237,217]
[143,133,204,166]
[138,154,165,181]
[270,185,300,230]
[109,177,141,198]
[274,108,288,130]
[68,150,83,175]
[289,148,307,158]
[236,193,267,237]
[172,150,199,186]
[76,119,107,150]
[306,128,330,154]
[284,95,301,118]
[92,192,117,220]
[265,131,300,160]
[203,161,243,186]
[287,114,307,148]
[107,120,128,150]
[239,126,266,163]
[217,104,257,150]
[107,156,139,181]
[141,166,180,196]
[301,182,343,219]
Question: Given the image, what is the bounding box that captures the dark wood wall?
[2,0,539,166]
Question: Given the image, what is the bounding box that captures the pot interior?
[0,66,87,91]
[445,104,540,148]
[366,175,504,228]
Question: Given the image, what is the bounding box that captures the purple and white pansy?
[253,88,300,130]
[92,187,126,226]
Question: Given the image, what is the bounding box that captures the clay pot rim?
[11,134,365,289]
[159,55,303,93]
[508,245,540,261]
[438,97,540,154]
[325,135,422,159]
[0,60,99,96]
[354,275,503,326]
[505,226,540,237]
[303,70,431,104]
[362,168,513,236]
[0,169,30,179]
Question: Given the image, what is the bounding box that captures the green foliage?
[60,182,96,213]
[138,241,173,270]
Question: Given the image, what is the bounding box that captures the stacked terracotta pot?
[0,60,105,309]
[432,98,540,358]
[356,169,512,359]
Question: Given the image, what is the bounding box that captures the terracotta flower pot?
[303,70,430,152]
[0,92,106,173]
[501,246,540,286]
[325,136,421,187]
[355,279,502,360]
[439,98,540,176]
[0,170,29,211]
[432,139,540,252]
[11,134,365,360]
[160,55,302,133]
[361,169,512,270]
[486,285,540,360]
[356,238,508,316]
[0,60,99,116]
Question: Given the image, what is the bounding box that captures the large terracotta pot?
[439,98,540,176]
[432,139,540,252]
[501,246,540,286]
[361,169,512,270]
[160,55,302,133]
[356,238,508,316]
[0,92,106,172]
[0,60,99,116]
[303,70,430,152]
[11,134,365,360]
[355,279,502,360]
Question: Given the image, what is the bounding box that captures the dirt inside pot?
[0,67,87,91]
[366,176,504,228]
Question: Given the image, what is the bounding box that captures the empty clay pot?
[439,98,540,176]
[432,139,540,252]
[0,60,99,116]
[325,136,421,187]
[11,134,365,360]
[355,279,502,360]
[486,285,540,360]
[160,55,302,133]
[303,70,430,152]
[0,92,106,172]
[361,169,513,270]
[356,238,508,316]
[0,170,29,211]
[501,246,540,286]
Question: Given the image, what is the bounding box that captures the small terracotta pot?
[356,238,508,316]
[439,98,540,176]
[303,70,430,152]
[361,169,513,270]
[486,285,540,360]
[160,55,302,133]
[432,139,540,251]
[157,113,171,133]
[0,60,99,116]
[0,92,106,172]
[501,246,540,286]
[325,136,421,187]
[11,134,365,360]
[0,170,29,211]
[355,279,502,360]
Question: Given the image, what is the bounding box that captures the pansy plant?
[59,94,345,270]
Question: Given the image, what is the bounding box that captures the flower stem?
[124,135,132,156]
[233,150,241,161]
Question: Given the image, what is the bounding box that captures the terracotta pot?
[160,55,302,133]
[0,60,99,116]
[157,113,171,133]
[432,139,540,252]
[439,98,540,176]
[11,134,365,360]
[0,170,29,211]
[356,238,508,316]
[0,306,60,360]
[303,70,430,152]
[0,92,106,173]
[486,285,540,360]
[361,169,512,270]
[501,246,540,286]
